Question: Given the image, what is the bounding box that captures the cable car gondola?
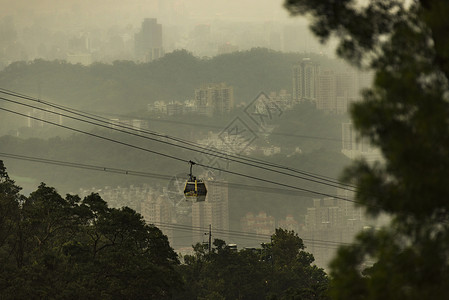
[184,161,207,202]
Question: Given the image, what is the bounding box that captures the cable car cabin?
[184,177,207,202]
[184,161,207,202]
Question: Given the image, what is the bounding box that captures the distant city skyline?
[1,0,301,25]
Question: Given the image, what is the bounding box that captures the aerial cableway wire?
[153,224,346,250]
[94,111,344,142]
[0,88,354,189]
[0,88,356,190]
[0,87,344,143]
[143,222,345,249]
[0,152,318,197]
[0,151,357,250]
[0,105,360,204]
[151,221,353,247]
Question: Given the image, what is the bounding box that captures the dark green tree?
[268,229,329,300]
[178,240,269,300]
[0,161,22,290]
[0,161,182,299]
[177,229,328,300]
[285,0,449,299]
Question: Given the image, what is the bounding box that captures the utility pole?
[208,224,212,253]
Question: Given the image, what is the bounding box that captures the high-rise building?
[27,108,63,128]
[316,69,337,112]
[194,83,234,116]
[292,58,319,102]
[141,194,172,222]
[166,101,184,116]
[134,18,163,62]
[140,194,173,243]
[336,71,357,99]
[278,215,300,232]
[217,42,239,55]
[315,69,360,114]
[301,195,366,269]
[191,179,229,243]
[341,122,382,162]
[335,70,358,113]
[240,211,276,235]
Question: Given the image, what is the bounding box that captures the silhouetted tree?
[0,161,181,299]
[177,229,329,300]
[285,0,449,299]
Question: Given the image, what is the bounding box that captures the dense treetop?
[284,0,449,299]
[0,160,329,299]
[0,161,182,299]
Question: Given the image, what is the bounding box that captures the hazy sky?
[0,0,305,26]
[0,0,326,61]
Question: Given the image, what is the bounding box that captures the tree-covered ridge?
[0,48,341,112]
[0,161,329,299]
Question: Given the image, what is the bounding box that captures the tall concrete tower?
[292,58,320,102]
[134,18,163,62]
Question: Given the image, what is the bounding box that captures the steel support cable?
[0,105,360,204]
[151,221,352,246]
[0,93,356,191]
[0,150,351,248]
[0,151,349,249]
[0,87,343,142]
[0,152,321,196]
[0,88,351,188]
[0,88,355,189]
[153,225,343,249]
[155,228,344,250]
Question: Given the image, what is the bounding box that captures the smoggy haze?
[0,0,300,25]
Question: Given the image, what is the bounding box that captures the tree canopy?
[176,228,329,300]
[284,0,449,299]
[0,161,182,299]
[0,161,330,299]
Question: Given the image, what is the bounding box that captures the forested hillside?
[0,48,351,227]
[0,48,343,112]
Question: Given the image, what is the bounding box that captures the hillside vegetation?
[0,48,343,112]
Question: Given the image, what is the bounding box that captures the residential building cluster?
[196,131,256,157]
[292,58,373,114]
[108,118,150,131]
[300,189,374,268]
[147,89,292,159]
[195,83,235,116]
[26,108,63,128]
[147,82,235,117]
[147,88,293,122]
[192,180,229,234]
[241,212,300,235]
[79,177,229,250]
[238,188,379,269]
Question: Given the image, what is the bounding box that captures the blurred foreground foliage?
[285,0,449,299]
